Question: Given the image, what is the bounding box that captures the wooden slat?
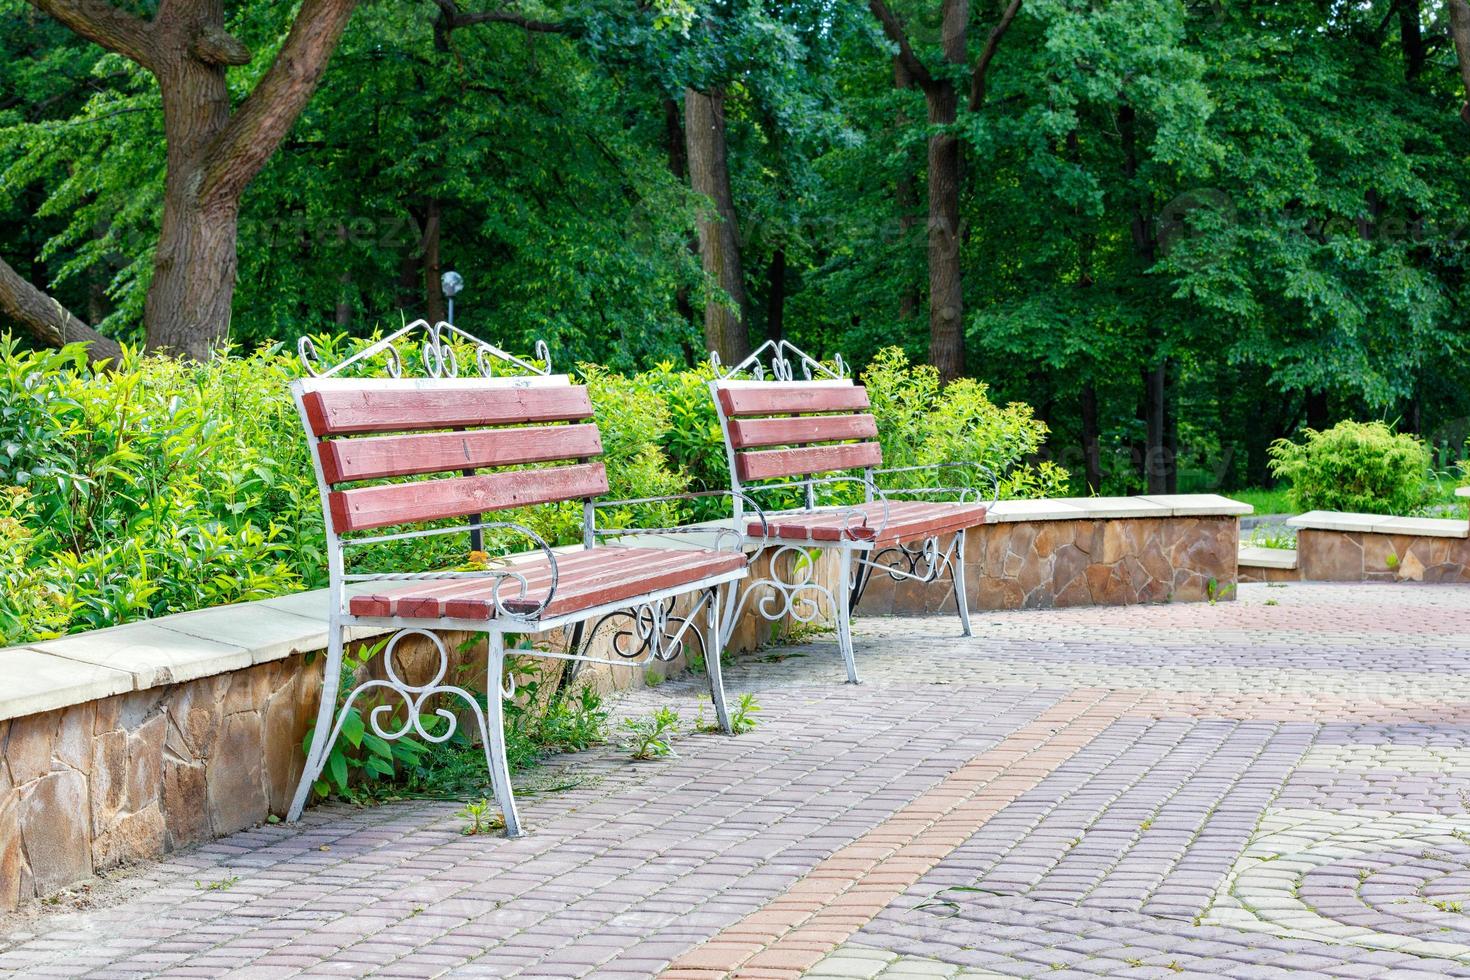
[329,462,608,533]
[716,383,870,418]
[350,549,619,617]
[747,501,987,543]
[727,414,878,449]
[304,385,594,436]
[734,442,883,482]
[320,424,603,484]
[505,550,746,618]
[348,548,746,621]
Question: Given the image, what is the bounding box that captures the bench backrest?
[711,379,882,485]
[295,375,608,535]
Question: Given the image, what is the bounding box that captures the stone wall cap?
[989,494,1248,522]
[1287,510,1470,538]
[1238,545,1299,569]
[1138,494,1254,517]
[0,647,135,722]
[27,622,255,691]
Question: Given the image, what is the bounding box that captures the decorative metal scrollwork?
[298,320,553,379]
[711,339,847,382]
[581,595,709,664]
[859,533,960,587]
[725,544,837,627]
[577,592,712,666]
[326,628,492,751]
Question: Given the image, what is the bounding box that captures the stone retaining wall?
[861,516,1239,614]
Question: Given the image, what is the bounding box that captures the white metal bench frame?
[288,322,763,836]
[708,340,997,683]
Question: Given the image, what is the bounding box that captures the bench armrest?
[587,490,771,554]
[870,462,1000,508]
[343,520,561,621]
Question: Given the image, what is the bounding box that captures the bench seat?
[749,500,987,545]
[351,547,747,621]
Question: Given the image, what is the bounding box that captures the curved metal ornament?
[731,544,837,627]
[871,536,948,585]
[579,594,710,665]
[710,339,847,382]
[298,320,553,379]
[324,628,492,753]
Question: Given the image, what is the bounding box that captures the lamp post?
[441,270,464,325]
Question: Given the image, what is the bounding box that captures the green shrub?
[861,347,1070,499]
[1268,420,1431,516]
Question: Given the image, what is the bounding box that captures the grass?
[1228,486,1295,515]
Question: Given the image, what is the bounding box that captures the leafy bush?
[1268,420,1432,516]
[861,348,1070,499]
[0,339,316,641]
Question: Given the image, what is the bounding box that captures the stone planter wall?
[1238,511,1470,585]
[861,514,1241,614]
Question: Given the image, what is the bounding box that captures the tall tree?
[13,0,359,359]
[867,0,1022,381]
[685,87,749,363]
[1452,0,1470,123]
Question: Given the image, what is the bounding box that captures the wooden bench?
[708,340,994,683]
[288,321,759,835]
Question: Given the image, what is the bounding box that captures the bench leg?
[704,586,734,734]
[485,632,523,837]
[951,529,972,637]
[836,546,861,684]
[287,622,345,822]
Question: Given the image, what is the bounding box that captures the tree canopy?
[3,0,1469,492]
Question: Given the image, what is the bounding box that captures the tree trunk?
[766,248,786,344]
[895,57,921,321]
[0,254,122,362]
[684,86,749,364]
[1141,360,1174,493]
[143,186,242,358]
[925,0,969,382]
[1080,381,1102,493]
[1399,0,1426,79]
[925,80,964,382]
[419,197,446,323]
[33,0,359,360]
[1451,0,1470,124]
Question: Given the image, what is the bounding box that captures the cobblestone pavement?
[4,582,1470,979]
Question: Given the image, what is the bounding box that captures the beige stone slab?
[1061,496,1172,520]
[1374,516,1470,539]
[1286,511,1392,533]
[0,647,134,722]
[29,623,252,691]
[1457,486,1470,498]
[1239,545,1299,570]
[985,499,1090,523]
[154,603,332,665]
[1138,494,1254,517]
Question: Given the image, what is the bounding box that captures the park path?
[4,582,1470,979]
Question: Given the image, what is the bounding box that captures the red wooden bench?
[288,322,759,835]
[708,340,994,683]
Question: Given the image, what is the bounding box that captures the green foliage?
[1268,421,1432,516]
[0,339,317,640]
[623,706,681,760]
[729,692,761,734]
[862,348,1070,499]
[456,798,502,836]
